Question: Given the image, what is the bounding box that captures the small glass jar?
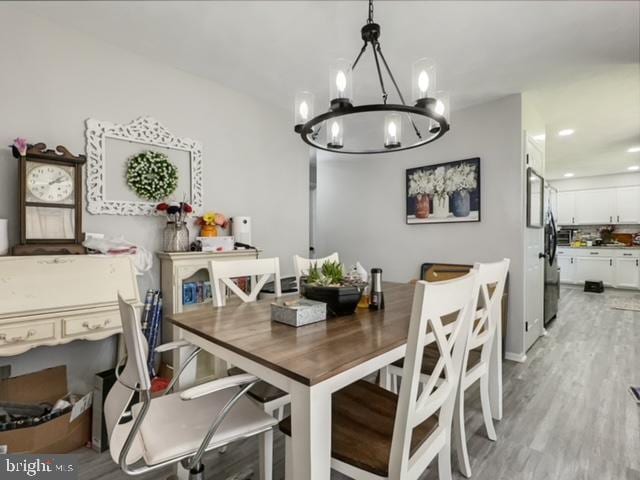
[163,221,189,252]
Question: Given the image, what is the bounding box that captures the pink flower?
[214,214,228,228]
[13,138,28,156]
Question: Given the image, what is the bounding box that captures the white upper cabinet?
[556,185,640,225]
[557,191,576,225]
[616,186,640,224]
[574,189,616,224]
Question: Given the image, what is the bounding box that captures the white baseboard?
[505,352,527,363]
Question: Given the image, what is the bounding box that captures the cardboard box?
[0,366,92,454]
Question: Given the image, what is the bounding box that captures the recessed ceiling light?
[532,134,546,141]
[558,129,574,137]
[627,146,640,153]
[563,172,575,177]
[628,165,640,171]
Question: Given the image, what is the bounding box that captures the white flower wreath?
[126,150,178,201]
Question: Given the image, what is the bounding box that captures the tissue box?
[271,299,327,327]
[198,236,235,252]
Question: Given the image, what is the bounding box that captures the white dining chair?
[387,259,509,478]
[209,257,289,480]
[280,270,480,480]
[293,251,339,289]
[106,294,277,480]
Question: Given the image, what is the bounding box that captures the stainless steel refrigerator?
[544,185,560,325]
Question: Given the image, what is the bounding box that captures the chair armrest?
[180,374,258,401]
[154,339,192,353]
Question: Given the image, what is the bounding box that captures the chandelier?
[294,0,450,154]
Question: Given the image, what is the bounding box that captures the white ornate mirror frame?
[85,116,203,216]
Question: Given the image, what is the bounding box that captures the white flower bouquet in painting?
[406,158,480,224]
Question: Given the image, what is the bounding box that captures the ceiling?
[17,1,640,176]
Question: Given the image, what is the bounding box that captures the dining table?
[167,281,502,480]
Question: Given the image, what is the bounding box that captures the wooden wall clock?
[13,143,87,255]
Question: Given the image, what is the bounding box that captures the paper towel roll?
[0,219,8,256]
[231,216,252,246]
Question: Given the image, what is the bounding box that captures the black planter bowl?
[300,283,363,317]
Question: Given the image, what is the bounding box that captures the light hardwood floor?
[77,286,640,480]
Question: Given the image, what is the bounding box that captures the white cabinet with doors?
[574,189,616,225]
[558,247,640,289]
[574,252,614,286]
[616,186,640,224]
[614,250,640,289]
[557,191,576,225]
[556,185,640,225]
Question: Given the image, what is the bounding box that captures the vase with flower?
[407,169,434,218]
[195,212,229,237]
[450,163,478,217]
[156,201,193,252]
[431,166,456,218]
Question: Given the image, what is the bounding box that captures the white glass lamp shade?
[326,118,344,148]
[384,113,402,149]
[294,91,314,125]
[430,90,450,133]
[412,58,437,102]
[330,58,353,103]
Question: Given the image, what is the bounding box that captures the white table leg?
[489,304,503,420]
[172,325,198,390]
[289,382,332,480]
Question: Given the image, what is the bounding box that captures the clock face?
[27,164,74,203]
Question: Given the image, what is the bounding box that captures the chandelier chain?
[371,40,388,104]
[367,0,374,24]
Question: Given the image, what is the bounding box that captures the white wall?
[316,95,527,357]
[0,5,308,391]
[550,172,640,191]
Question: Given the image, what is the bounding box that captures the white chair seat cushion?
[131,387,277,466]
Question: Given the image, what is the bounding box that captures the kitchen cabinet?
[557,191,576,225]
[574,189,616,225]
[557,255,575,283]
[556,185,640,225]
[615,257,640,289]
[575,254,614,286]
[616,186,640,224]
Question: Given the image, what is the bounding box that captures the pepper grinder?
[369,267,385,310]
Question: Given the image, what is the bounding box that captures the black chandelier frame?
[294,0,450,154]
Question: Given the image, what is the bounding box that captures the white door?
[524,136,544,352]
[557,191,575,225]
[575,256,614,285]
[558,256,575,283]
[574,189,616,224]
[615,258,640,289]
[616,186,640,224]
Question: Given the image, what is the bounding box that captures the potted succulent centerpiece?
[300,261,367,317]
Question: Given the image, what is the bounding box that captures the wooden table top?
[167,282,416,386]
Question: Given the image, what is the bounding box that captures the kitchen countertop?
[558,245,640,249]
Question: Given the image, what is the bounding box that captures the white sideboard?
[557,247,640,289]
[557,186,640,225]
[0,255,139,356]
[158,249,262,381]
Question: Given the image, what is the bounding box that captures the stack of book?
[182,281,212,305]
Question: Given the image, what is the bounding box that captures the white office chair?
[209,257,289,480]
[106,294,277,480]
[280,270,481,480]
[293,251,339,290]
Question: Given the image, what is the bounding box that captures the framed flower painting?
[406,157,481,224]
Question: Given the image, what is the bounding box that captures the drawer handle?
[0,329,36,343]
[82,320,111,330]
[623,253,633,256]
[590,252,599,255]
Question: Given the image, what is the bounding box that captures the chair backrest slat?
[388,271,480,478]
[293,252,339,287]
[209,258,281,306]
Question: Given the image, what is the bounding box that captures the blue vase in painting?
[452,189,471,217]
